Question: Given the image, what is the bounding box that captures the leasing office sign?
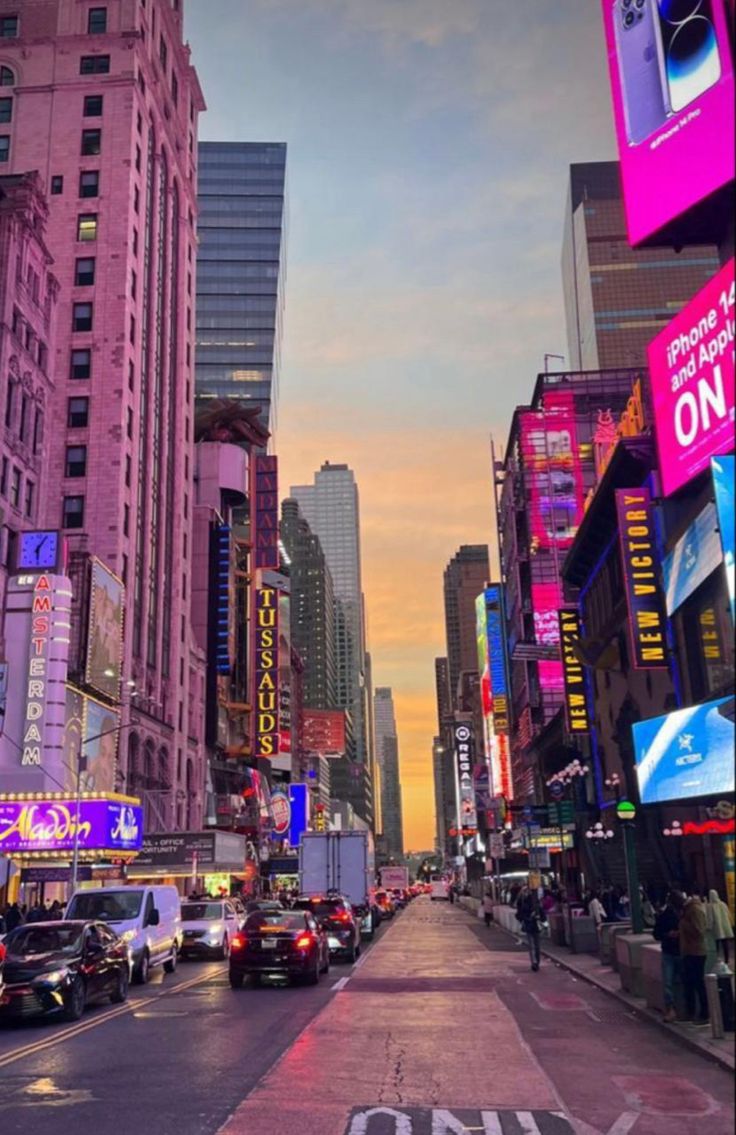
[615,488,668,670]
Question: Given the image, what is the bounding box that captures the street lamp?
[585,822,615,841]
[616,799,643,934]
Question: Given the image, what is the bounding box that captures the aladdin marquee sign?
[615,488,668,670]
[0,794,142,857]
[254,584,279,757]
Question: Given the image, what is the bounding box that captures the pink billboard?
[520,391,585,553]
[601,0,735,246]
[648,257,735,496]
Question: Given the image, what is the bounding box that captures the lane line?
[332,977,350,992]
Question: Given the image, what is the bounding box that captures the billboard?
[520,390,585,552]
[648,259,735,497]
[252,455,279,570]
[0,794,142,856]
[601,0,735,246]
[253,583,279,758]
[81,698,119,794]
[277,591,292,758]
[303,709,346,758]
[634,695,735,803]
[615,488,669,668]
[480,585,514,801]
[453,721,477,832]
[558,609,592,734]
[85,560,124,700]
[712,455,735,620]
[662,502,721,614]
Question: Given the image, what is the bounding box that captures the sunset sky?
[187,1,618,850]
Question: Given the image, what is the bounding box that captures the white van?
[66,885,181,984]
[429,875,450,901]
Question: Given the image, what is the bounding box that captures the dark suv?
[291,895,361,963]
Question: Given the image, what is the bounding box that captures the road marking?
[332,976,350,992]
[0,965,225,1069]
[345,1108,576,1135]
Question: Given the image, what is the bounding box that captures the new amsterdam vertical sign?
[558,608,591,734]
[615,487,668,670]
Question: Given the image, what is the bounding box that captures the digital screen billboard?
[601,0,735,246]
[85,560,124,699]
[662,501,721,614]
[634,696,735,803]
[520,390,585,552]
[648,259,735,497]
[0,795,142,856]
[712,456,735,620]
[303,709,346,758]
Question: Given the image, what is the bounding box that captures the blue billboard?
[288,782,308,847]
[712,457,734,623]
[662,502,721,617]
[633,696,735,805]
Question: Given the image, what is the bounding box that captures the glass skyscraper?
[196,142,287,439]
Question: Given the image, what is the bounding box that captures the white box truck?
[299,831,376,938]
[379,865,409,891]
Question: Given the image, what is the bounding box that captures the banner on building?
[558,608,591,735]
[85,560,124,700]
[615,488,668,669]
[252,455,279,570]
[253,581,279,758]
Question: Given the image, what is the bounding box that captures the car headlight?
[206,923,224,937]
[33,969,69,986]
[120,930,137,943]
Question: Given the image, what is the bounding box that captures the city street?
[0,899,732,1135]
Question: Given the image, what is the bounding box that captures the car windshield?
[7,925,84,957]
[66,890,143,922]
[181,903,223,921]
[246,912,307,932]
[293,899,344,919]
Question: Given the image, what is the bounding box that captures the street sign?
[488,834,506,859]
[548,801,575,826]
[549,780,565,800]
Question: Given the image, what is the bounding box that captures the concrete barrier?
[548,911,567,947]
[458,896,481,917]
[492,904,520,935]
[599,921,631,965]
[615,932,653,998]
[641,942,688,1018]
[566,913,599,955]
[607,924,634,971]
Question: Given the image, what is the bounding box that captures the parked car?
[180,898,241,960]
[229,909,329,988]
[0,921,129,1022]
[65,885,181,984]
[291,895,361,962]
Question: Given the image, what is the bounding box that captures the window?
[62,495,85,529]
[81,128,101,155]
[77,213,98,241]
[133,185,140,213]
[80,55,110,74]
[79,170,99,197]
[4,379,13,427]
[72,302,93,332]
[123,502,129,535]
[65,445,87,477]
[18,394,28,442]
[125,454,131,486]
[38,342,47,372]
[74,257,95,286]
[129,314,135,344]
[0,135,9,163]
[83,94,103,117]
[171,71,178,106]
[126,408,133,438]
[32,408,42,454]
[135,144,141,171]
[68,397,89,428]
[51,175,63,195]
[70,348,92,379]
[10,466,21,509]
[159,36,167,71]
[0,66,14,85]
[0,16,18,37]
[0,96,11,123]
[0,456,7,496]
[87,7,107,34]
[132,228,138,255]
[128,360,134,390]
[24,478,34,517]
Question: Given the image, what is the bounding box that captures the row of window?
[0,456,34,517]
[4,382,43,452]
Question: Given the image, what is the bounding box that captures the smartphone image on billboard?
[654,0,722,113]
[614,0,669,144]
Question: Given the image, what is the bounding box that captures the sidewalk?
[479,902,735,1073]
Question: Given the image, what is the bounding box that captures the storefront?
[126,830,252,898]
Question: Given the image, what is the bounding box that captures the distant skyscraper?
[196,142,287,439]
[434,657,452,729]
[291,463,368,768]
[374,688,404,859]
[443,546,489,706]
[562,161,720,371]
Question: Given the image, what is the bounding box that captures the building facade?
[374,686,403,858]
[562,161,720,372]
[2,0,207,827]
[443,545,489,708]
[196,141,287,439]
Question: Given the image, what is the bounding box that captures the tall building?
[280,498,337,711]
[291,463,368,768]
[562,161,720,371]
[196,142,287,439]
[373,688,403,859]
[434,657,451,729]
[2,1,207,827]
[443,546,489,706]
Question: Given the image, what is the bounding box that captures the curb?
[485,915,734,1074]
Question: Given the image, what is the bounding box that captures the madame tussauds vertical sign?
[254,585,279,758]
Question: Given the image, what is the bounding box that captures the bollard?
[706,974,724,1039]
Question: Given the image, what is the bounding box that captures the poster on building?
[615,488,669,669]
[648,259,735,497]
[558,609,591,735]
[62,686,85,794]
[303,709,346,758]
[85,560,124,700]
[81,699,119,794]
[252,455,279,570]
[253,580,279,758]
[712,455,735,622]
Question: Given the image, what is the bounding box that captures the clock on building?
[17,530,61,572]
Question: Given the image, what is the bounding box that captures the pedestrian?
[589,892,606,934]
[4,902,23,932]
[48,900,63,920]
[516,885,546,971]
[482,885,494,928]
[641,888,656,930]
[680,894,709,1025]
[705,889,734,965]
[653,889,683,1022]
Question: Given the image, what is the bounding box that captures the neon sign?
[22,575,54,767]
[254,585,279,757]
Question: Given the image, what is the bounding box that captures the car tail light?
[294,933,315,950]
[231,934,247,950]
[333,910,351,923]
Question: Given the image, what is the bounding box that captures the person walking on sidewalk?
[680,894,709,1025]
[653,890,683,1022]
[482,885,494,928]
[516,885,546,971]
[705,889,734,965]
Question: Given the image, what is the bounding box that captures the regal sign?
[558,609,591,735]
[0,795,142,856]
[615,488,668,670]
[453,721,477,831]
[254,585,279,757]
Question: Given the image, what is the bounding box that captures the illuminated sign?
[615,488,668,669]
[85,560,124,698]
[270,790,291,837]
[662,502,721,615]
[303,709,346,758]
[633,695,735,804]
[23,576,54,767]
[212,525,231,674]
[453,721,477,831]
[485,586,510,733]
[712,456,735,622]
[558,609,591,734]
[593,378,647,482]
[252,456,279,570]
[254,585,279,757]
[0,795,142,856]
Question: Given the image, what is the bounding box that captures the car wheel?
[320,948,330,974]
[163,946,177,975]
[134,949,150,985]
[355,944,361,958]
[229,971,244,990]
[63,977,86,1021]
[306,957,320,985]
[348,944,357,964]
[219,935,230,961]
[110,967,129,1004]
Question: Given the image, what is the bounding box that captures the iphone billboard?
[602,0,734,245]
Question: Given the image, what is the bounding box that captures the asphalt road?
[0,916,393,1135]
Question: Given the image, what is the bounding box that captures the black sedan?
[0,920,129,1023]
[292,896,361,962]
[229,910,329,988]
